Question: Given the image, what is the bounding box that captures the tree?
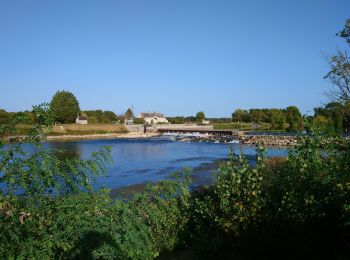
[104,111,117,123]
[196,111,205,124]
[0,109,11,125]
[84,110,117,124]
[314,102,346,132]
[286,106,303,132]
[325,19,350,103]
[268,109,286,130]
[232,109,249,122]
[312,115,331,131]
[125,108,134,119]
[50,90,80,124]
[249,109,264,124]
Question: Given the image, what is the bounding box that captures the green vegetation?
[325,19,350,103]
[196,111,205,124]
[50,90,80,124]
[319,18,350,133]
[286,106,304,132]
[313,101,350,132]
[0,109,11,125]
[84,110,118,124]
[133,117,146,124]
[125,108,134,119]
[167,116,196,124]
[232,107,302,132]
[213,122,273,131]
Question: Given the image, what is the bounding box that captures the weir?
[157,128,239,136]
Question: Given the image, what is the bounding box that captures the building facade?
[76,116,88,125]
[139,112,169,125]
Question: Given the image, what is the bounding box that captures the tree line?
[231,106,303,132]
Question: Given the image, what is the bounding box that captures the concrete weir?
[157,127,238,136]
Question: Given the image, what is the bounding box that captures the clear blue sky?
[0,0,349,117]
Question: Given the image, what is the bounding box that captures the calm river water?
[43,136,287,191]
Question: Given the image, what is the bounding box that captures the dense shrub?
[189,134,350,258]
[0,175,191,259]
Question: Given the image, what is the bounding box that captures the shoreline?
[46,132,160,141]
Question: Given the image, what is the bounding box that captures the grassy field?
[14,124,128,136]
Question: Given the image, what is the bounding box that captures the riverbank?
[47,132,160,141]
[238,135,298,146]
[2,123,160,142]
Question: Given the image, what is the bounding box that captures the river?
[41,136,288,193]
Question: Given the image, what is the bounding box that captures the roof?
[140,112,166,118]
[77,116,88,121]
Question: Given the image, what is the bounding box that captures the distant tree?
[286,106,303,132]
[312,115,331,131]
[167,117,185,124]
[50,90,80,124]
[84,110,117,124]
[249,109,264,124]
[268,109,286,130]
[232,109,249,122]
[125,108,134,119]
[325,102,344,131]
[196,111,205,124]
[325,19,350,103]
[314,102,347,132]
[0,109,11,125]
[133,118,145,124]
[103,111,117,123]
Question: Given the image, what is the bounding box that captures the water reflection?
[43,137,288,191]
[117,139,166,161]
[50,142,82,160]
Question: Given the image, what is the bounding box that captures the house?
[124,118,134,125]
[76,116,88,125]
[201,119,210,125]
[139,112,169,125]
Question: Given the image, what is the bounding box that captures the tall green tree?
[325,19,350,103]
[249,109,264,124]
[0,109,11,125]
[196,111,205,124]
[232,109,249,122]
[286,106,303,132]
[50,90,80,124]
[268,109,286,130]
[125,108,134,119]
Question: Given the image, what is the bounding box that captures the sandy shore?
[46,132,160,141]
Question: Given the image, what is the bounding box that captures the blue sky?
[0,0,349,117]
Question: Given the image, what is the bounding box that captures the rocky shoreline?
[238,135,298,146]
[173,134,298,146]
